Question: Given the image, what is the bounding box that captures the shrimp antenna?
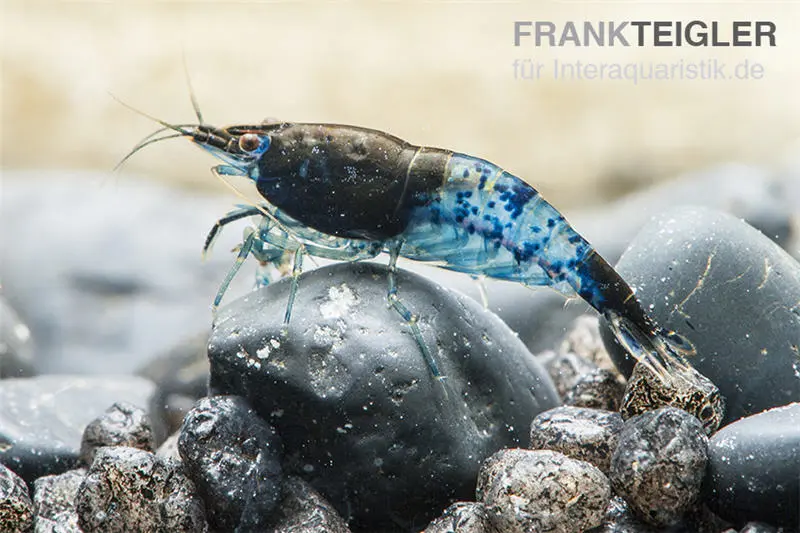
[109,93,192,136]
[182,53,205,125]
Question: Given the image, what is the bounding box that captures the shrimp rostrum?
[123,113,725,432]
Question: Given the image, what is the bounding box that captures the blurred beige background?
[3,1,799,208]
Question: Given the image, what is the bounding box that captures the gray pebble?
[565,368,626,411]
[620,362,724,435]
[75,446,207,533]
[477,448,610,533]
[610,407,708,527]
[178,395,283,532]
[587,497,730,533]
[0,462,33,533]
[262,476,351,533]
[529,406,623,474]
[80,402,154,465]
[537,349,599,399]
[32,469,85,533]
[560,315,620,375]
[423,501,489,533]
[739,523,782,533]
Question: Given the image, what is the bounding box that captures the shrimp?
[120,112,725,432]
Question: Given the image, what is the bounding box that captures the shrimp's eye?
[239,133,262,153]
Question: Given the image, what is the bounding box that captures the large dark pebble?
[0,375,156,483]
[178,395,283,532]
[208,261,560,530]
[75,446,207,532]
[600,207,800,424]
[610,407,708,527]
[530,406,623,474]
[705,402,800,527]
[477,448,610,533]
[0,462,33,533]
[263,476,351,533]
[80,402,154,465]
[32,468,85,533]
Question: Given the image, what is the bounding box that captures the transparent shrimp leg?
[202,205,263,259]
[211,226,257,318]
[386,242,444,381]
[282,246,305,332]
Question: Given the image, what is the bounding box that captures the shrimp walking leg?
[386,243,443,380]
[203,205,263,258]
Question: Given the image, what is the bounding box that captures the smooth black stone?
[706,403,800,527]
[0,375,156,483]
[599,207,800,424]
[0,462,33,533]
[75,447,207,532]
[178,395,283,532]
[610,407,708,527]
[208,262,560,531]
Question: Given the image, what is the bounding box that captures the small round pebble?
[560,315,620,375]
[32,468,86,533]
[537,349,600,399]
[529,406,623,474]
[80,402,154,465]
[565,368,626,411]
[179,395,283,532]
[610,407,708,527]
[263,476,351,533]
[0,463,33,533]
[423,502,489,533]
[75,446,207,533]
[477,448,610,533]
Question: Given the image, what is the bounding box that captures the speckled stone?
[178,395,283,532]
[80,402,154,465]
[565,368,626,411]
[600,207,800,425]
[262,477,351,533]
[0,376,156,483]
[586,496,731,533]
[529,406,623,474]
[477,448,610,533]
[0,462,33,533]
[560,315,620,376]
[75,446,207,532]
[208,262,560,530]
[32,469,85,533]
[706,403,800,527]
[537,349,599,400]
[423,501,489,533]
[610,407,708,527]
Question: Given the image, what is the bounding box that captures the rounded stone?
[477,448,610,533]
[536,349,600,400]
[178,395,283,532]
[599,207,800,425]
[80,402,154,465]
[208,261,560,530]
[75,446,207,533]
[0,463,33,533]
[423,501,489,533]
[705,402,800,527]
[529,406,623,474]
[565,368,626,412]
[32,468,86,533]
[610,407,708,527]
[263,476,351,533]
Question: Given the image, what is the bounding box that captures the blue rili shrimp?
[121,109,724,432]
